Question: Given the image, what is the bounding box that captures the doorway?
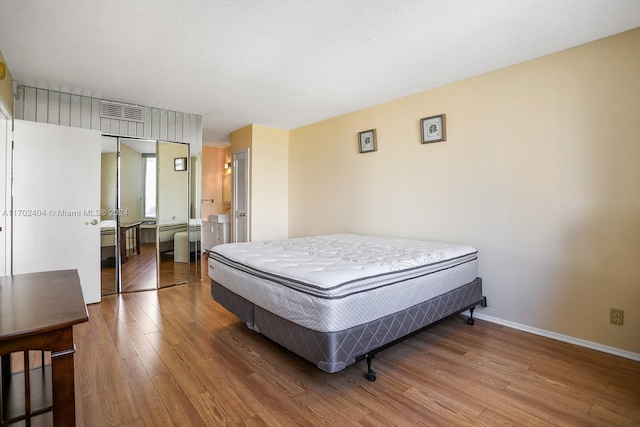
[100,136,200,295]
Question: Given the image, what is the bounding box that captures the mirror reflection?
[100,136,118,296]
[158,141,191,287]
[191,153,202,281]
[119,138,158,292]
[99,135,201,294]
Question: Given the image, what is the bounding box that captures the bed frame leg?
[366,354,376,381]
[466,307,476,325]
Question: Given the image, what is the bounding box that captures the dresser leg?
[1,353,11,422]
[51,329,77,427]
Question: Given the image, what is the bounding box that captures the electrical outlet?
[610,308,624,326]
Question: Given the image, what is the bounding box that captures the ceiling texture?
[1,0,639,146]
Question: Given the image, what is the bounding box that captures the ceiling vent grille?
[99,101,144,123]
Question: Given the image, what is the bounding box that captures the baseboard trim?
[471,312,640,362]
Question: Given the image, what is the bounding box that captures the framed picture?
[420,114,446,143]
[358,129,377,153]
[174,157,187,171]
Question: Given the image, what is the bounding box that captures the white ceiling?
[1,1,639,146]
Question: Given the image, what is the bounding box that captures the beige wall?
[0,50,12,113]
[230,124,289,242]
[119,143,143,222]
[230,125,253,153]
[223,146,232,210]
[158,142,189,223]
[202,145,228,219]
[100,152,117,218]
[251,125,289,241]
[289,29,640,354]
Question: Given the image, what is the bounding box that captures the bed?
[208,234,485,380]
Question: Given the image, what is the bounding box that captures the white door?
[13,120,101,303]
[232,149,250,242]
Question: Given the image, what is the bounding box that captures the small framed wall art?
[174,157,187,171]
[358,129,377,153]
[420,114,446,144]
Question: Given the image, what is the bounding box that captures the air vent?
[99,101,144,123]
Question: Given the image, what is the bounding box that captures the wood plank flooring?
[101,243,203,295]
[68,275,640,426]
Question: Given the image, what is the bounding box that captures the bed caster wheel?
[466,317,475,325]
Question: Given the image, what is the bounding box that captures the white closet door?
[13,120,101,303]
[232,149,249,242]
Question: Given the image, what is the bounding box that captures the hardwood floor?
[65,274,640,426]
[101,244,203,295]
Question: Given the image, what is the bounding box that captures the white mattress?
[208,234,478,332]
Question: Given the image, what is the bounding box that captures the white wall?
[14,85,202,145]
[288,29,640,355]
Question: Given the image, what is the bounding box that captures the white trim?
[470,312,640,362]
[0,98,9,118]
[0,97,10,276]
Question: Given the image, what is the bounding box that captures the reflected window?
[143,155,156,218]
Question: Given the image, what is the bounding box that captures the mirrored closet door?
[99,136,156,294]
[100,136,201,295]
[157,140,190,288]
[100,136,118,295]
[119,138,159,293]
[100,137,159,295]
